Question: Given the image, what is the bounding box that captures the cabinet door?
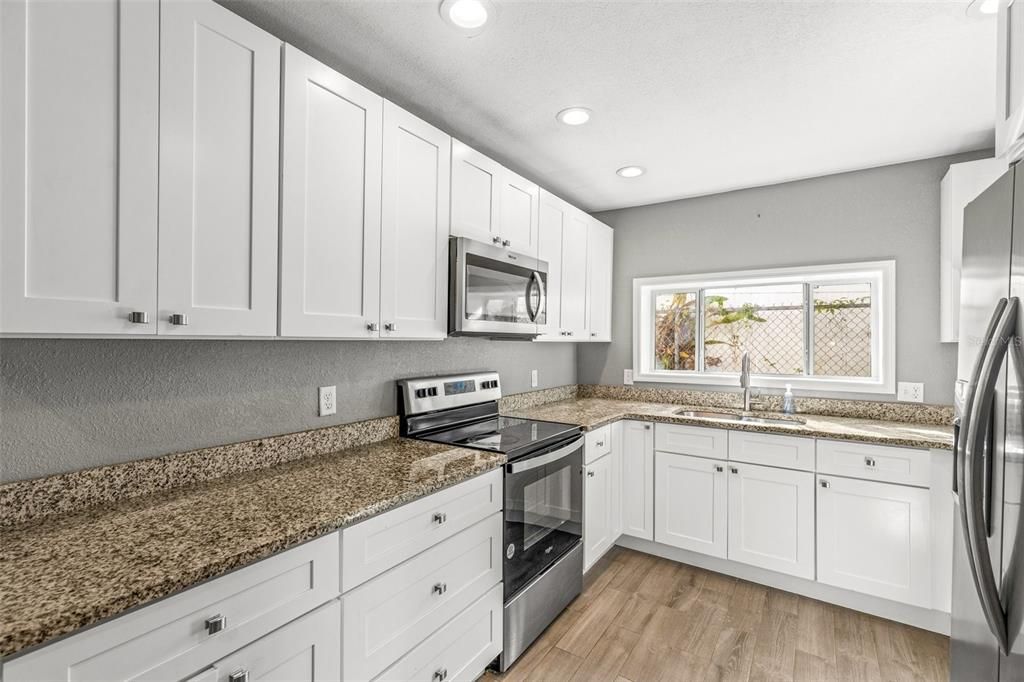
[499,168,539,255]
[158,0,280,336]
[586,220,613,342]
[559,209,590,339]
[621,421,655,541]
[611,422,624,539]
[655,452,727,558]
[208,600,341,682]
[997,1,1024,159]
[584,452,613,571]
[279,45,383,338]
[379,104,450,339]
[537,191,567,339]
[817,475,931,607]
[451,140,500,245]
[1,0,158,334]
[727,462,815,579]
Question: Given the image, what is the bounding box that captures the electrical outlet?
[531,369,539,388]
[897,382,924,403]
[318,385,337,416]
[624,369,634,385]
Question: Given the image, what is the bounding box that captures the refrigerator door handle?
[963,297,1018,656]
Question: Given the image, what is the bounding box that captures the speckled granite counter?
[508,398,954,451]
[0,438,502,659]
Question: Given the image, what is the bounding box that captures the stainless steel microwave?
[448,236,548,338]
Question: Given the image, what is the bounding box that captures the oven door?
[504,436,583,600]
[450,237,547,337]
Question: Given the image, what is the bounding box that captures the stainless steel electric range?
[398,371,584,672]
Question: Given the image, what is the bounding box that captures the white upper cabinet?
[559,209,590,339]
[379,103,451,339]
[727,461,815,580]
[158,0,281,336]
[279,45,383,338]
[998,1,1024,160]
[1,0,159,335]
[586,220,613,341]
[537,191,567,339]
[451,140,501,245]
[499,168,539,256]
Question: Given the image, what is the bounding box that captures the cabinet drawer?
[4,533,340,682]
[376,583,503,682]
[585,424,612,463]
[341,468,501,591]
[816,439,931,487]
[655,423,728,459]
[342,513,502,681]
[728,431,814,471]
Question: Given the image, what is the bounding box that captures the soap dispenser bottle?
[782,384,796,414]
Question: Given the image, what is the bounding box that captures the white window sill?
[632,370,895,395]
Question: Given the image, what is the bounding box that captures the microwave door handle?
[963,297,1017,655]
[507,437,582,474]
[526,271,546,323]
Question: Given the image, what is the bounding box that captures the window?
[633,261,895,394]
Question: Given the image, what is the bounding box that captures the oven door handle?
[507,437,583,474]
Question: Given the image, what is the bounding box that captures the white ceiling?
[222,0,996,212]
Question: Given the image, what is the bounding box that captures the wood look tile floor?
[486,548,949,682]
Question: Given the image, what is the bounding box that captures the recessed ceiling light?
[616,166,646,178]
[556,107,592,126]
[440,0,490,30]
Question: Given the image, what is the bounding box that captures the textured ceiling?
[221,0,996,212]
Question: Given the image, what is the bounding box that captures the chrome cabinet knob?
[644,424,651,430]
[169,313,189,326]
[432,582,448,596]
[596,440,605,448]
[492,236,502,244]
[587,470,595,478]
[128,311,149,324]
[433,512,447,525]
[433,668,449,682]
[729,466,739,474]
[715,464,724,472]
[384,322,398,332]
[502,239,511,247]
[820,479,831,489]
[366,321,379,332]
[864,457,877,467]
[228,670,249,682]
[204,614,226,635]
[591,332,598,337]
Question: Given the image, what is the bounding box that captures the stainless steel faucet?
[740,351,752,412]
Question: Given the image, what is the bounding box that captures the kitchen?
[0,1,1019,681]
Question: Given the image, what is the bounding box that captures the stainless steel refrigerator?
[952,165,1023,681]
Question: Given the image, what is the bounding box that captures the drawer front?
[342,468,502,591]
[4,533,340,682]
[655,423,728,459]
[376,583,503,682]
[728,431,814,471]
[816,439,931,487]
[584,424,612,463]
[343,513,503,681]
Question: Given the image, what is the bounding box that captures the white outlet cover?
[624,369,634,385]
[897,381,924,403]
[319,385,337,416]
[531,369,539,388]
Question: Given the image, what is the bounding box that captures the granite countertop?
[508,398,954,451]
[0,438,503,660]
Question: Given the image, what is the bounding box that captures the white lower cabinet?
[584,452,615,571]
[654,452,727,559]
[817,474,932,608]
[727,461,815,580]
[621,421,655,541]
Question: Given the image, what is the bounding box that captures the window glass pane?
[654,291,697,370]
[703,284,805,374]
[813,283,872,377]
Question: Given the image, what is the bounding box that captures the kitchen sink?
[674,408,805,426]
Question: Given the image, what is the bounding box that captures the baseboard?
[615,534,951,636]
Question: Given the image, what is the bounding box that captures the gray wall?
[0,338,575,483]
[578,151,991,406]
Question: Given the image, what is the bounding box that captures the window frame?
[632,261,896,394]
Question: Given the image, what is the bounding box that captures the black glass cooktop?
[420,415,581,460]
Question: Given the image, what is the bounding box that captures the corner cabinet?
[158,0,282,336]
[1,0,160,335]
[586,220,613,341]
[536,190,595,341]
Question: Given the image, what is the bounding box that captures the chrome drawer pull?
[169,313,189,326]
[228,670,249,682]
[433,668,449,682]
[204,614,226,635]
[433,582,448,596]
[596,440,605,448]
[433,512,447,525]
[128,311,149,324]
